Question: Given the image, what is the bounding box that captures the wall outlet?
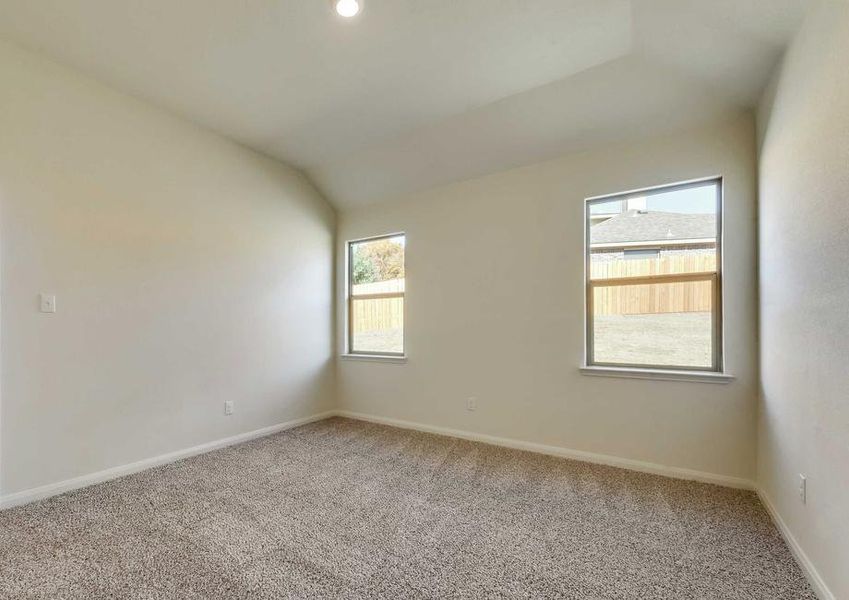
[39,293,56,313]
[799,474,807,504]
[224,401,234,416]
[466,397,477,411]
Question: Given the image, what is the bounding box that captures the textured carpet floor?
[0,417,814,599]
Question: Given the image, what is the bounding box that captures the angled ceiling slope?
[0,0,812,208]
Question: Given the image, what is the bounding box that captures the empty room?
[0,0,847,598]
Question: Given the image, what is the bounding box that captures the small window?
[347,234,405,356]
[585,179,722,371]
[623,248,660,260]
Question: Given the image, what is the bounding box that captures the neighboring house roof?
[590,210,716,245]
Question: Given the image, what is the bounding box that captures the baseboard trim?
[333,410,755,490]
[756,488,835,600]
[0,411,336,510]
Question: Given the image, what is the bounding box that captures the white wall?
[757,2,849,598]
[0,39,335,496]
[337,114,759,480]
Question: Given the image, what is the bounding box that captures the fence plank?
[590,255,716,316]
[351,255,717,331]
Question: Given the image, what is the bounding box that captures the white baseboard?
[756,488,835,600]
[333,410,755,490]
[0,411,336,510]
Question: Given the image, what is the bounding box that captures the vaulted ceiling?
[0,0,812,208]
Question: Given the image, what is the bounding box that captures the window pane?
[592,279,713,368]
[351,235,405,286]
[349,234,405,355]
[623,248,659,260]
[589,199,623,215]
[645,182,717,214]
[351,297,404,354]
[589,182,718,280]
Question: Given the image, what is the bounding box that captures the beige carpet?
[0,417,814,599]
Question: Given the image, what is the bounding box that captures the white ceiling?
[0,0,811,208]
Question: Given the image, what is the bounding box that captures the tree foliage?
[352,252,376,284]
[352,238,404,284]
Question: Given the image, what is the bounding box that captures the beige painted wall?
[0,39,336,496]
[757,2,849,597]
[337,114,759,480]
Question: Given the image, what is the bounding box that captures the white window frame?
[583,177,726,376]
[344,232,406,359]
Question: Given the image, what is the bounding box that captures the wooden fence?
[351,279,404,332]
[590,254,716,279]
[590,254,716,316]
[349,255,717,330]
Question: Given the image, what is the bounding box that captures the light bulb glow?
[335,0,361,17]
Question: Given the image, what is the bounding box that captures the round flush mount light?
[333,0,361,17]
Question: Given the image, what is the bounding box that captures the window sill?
[579,365,734,384]
[340,354,407,364]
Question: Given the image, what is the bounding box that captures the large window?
[347,234,405,356]
[585,178,723,371]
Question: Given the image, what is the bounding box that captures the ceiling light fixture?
[333,0,361,18]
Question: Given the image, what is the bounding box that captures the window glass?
[587,180,721,371]
[592,280,713,368]
[351,297,404,354]
[348,235,405,355]
[623,248,660,260]
[589,198,623,215]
